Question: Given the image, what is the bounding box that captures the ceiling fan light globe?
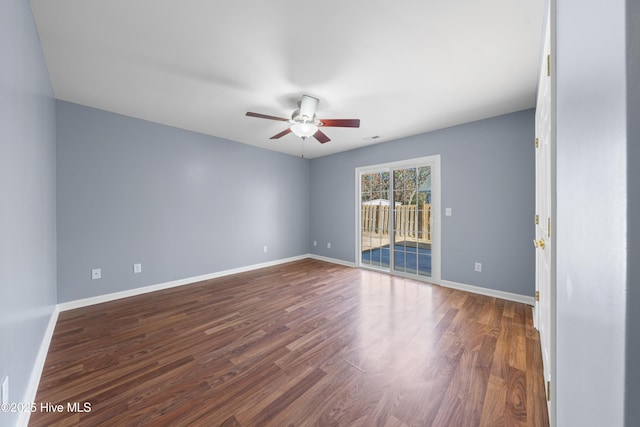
[291,122,318,138]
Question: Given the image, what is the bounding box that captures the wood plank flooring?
[30,259,549,426]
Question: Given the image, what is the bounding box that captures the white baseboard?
[57,254,357,313]
[58,255,533,313]
[439,279,535,305]
[316,257,533,306]
[58,254,309,311]
[18,305,60,427]
[308,254,356,268]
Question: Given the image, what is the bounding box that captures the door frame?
[355,155,441,283]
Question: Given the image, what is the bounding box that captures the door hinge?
[547,54,551,77]
[535,137,539,148]
[547,380,551,401]
[535,214,539,225]
[535,291,540,302]
[547,217,551,237]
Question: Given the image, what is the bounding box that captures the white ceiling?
[30,0,546,159]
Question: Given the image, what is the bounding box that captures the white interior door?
[534,4,553,421]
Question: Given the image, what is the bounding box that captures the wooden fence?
[361,204,431,242]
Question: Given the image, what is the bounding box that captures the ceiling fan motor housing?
[291,109,320,125]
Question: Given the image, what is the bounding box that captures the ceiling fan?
[246,95,360,143]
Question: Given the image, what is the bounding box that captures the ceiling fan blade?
[320,119,361,128]
[270,128,292,139]
[299,95,319,120]
[313,129,331,144]
[246,112,289,121]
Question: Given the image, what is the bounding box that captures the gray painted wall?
[56,101,310,303]
[627,0,640,424]
[0,0,57,426]
[556,0,628,425]
[309,110,535,296]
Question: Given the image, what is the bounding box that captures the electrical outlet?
[133,263,142,274]
[263,245,268,253]
[445,207,452,216]
[327,242,331,249]
[91,268,101,280]
[475,262,482,272]
[313,240,317,247]
[2,376,8,405]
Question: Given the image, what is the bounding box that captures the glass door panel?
[392,166,432,277]
[393,168,409,273]
[416,165,432,277]
[360,172,390,269]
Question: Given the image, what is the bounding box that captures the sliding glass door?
[357,156,440,282]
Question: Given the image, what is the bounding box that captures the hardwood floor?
[30,259,549,426]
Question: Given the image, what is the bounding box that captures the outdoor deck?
[361,203,432,251]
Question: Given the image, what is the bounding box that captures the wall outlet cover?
[474,262,482,272]
[91,268,101,279]
[133,263,142,273]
